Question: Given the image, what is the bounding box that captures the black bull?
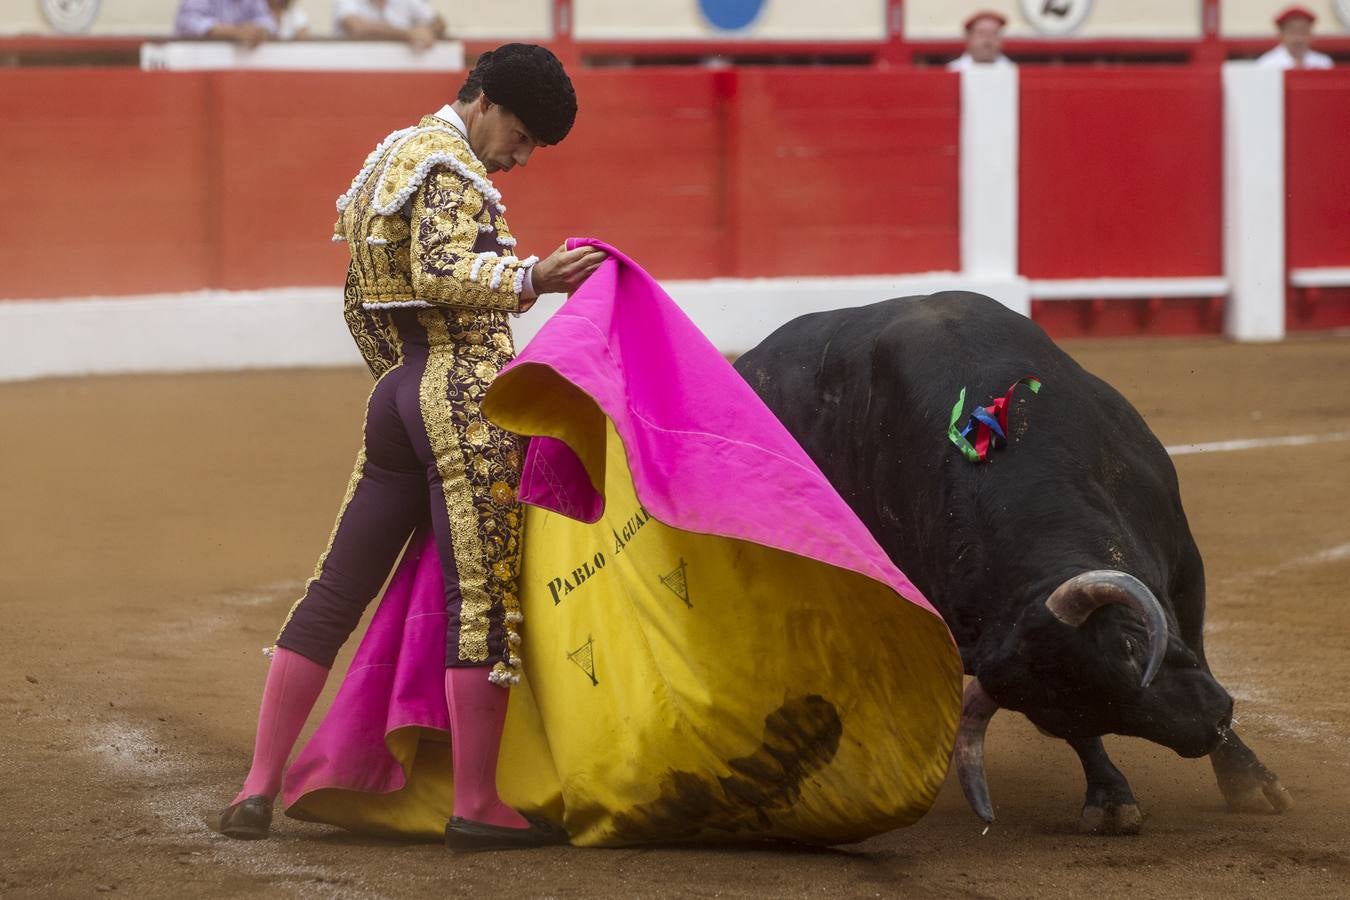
[734,292,1292,834]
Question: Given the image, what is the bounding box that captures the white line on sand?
[1166,431,1350,456]
[1208,540,1350,744]
[1213,542,1350,593]
[1274,542,1350,572]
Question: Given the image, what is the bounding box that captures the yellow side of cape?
[290,369,961,846]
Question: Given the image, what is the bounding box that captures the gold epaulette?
[371,121,501,218]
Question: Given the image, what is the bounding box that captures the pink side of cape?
[515,239,938,616]
[282,240,945,809]
[282,531,448,806]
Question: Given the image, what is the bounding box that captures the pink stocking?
[232,647,329,803]
[445,667,529,828]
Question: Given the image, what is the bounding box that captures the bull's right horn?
[956,678,999,825]
[1045,570,1169,689]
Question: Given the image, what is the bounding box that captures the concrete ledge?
[1030,277,1229,300]
[140,40,465,71]
[0,288,356,381]
[1290,268,1350,289]
[655,272,1030,355]
[0,274,1030,382]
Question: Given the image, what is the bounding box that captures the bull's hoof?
[1078,802,1142,835]
[1210,729,1294,816]
[1217,770,1294,814]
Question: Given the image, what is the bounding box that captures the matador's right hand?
[531,244,609,296]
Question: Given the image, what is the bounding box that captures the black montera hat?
[477,43,578,145]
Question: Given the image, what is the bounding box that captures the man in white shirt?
[335,0,445,51]
[1256,5,1334,70]
[947,10,1014,72]
[267,0,309,39]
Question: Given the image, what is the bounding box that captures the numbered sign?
[1020,0,1094,36]
[40,0,101,34]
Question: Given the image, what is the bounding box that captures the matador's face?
[469,96,544,175]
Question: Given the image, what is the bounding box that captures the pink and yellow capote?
[282,240,963,846]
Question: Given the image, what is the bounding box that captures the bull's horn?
[1045,570,1169,688]
[956,678,999,825]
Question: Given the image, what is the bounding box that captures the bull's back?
[737,292,1097,491]
[736,293,1198,644]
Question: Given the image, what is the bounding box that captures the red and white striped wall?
[1,64,1347,380]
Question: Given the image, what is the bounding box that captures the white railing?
[140,39,465,71]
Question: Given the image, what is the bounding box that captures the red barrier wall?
[0,68,959,300]
[504,70,728,280]
[1285,70,1350,332]
[4,64,1337,342]
[214,72,456,290]
[1018,69,1222,280]
[2,71,216,299]
[728,69,959,277]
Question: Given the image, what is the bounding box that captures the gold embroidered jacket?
[323,115,534,687]
[333,114,539,376]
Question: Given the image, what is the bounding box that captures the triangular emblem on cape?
[660,558,692,608]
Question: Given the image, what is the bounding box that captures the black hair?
[456,56,486,103]
[455,44,577,145]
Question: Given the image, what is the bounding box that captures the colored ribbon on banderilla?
[947,377,1043,463]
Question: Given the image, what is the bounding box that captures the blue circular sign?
[698,0,767,31]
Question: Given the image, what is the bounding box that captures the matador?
[216,43,608,849]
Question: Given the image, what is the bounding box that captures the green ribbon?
[947,387,982,463]
[947,377,1043,464]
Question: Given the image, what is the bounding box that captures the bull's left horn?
[1045,570,1169,688]
[956,678,999,825]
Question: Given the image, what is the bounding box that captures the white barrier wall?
[140,40,465,70]
[13,1,1350,41]
[3,0,551,37]
[1222,0,1350,36]
[0,273,1033,381]
[904,0,1204,40]
[441,0,551,40]
[9,1,1350,40]
[571,0,886,41]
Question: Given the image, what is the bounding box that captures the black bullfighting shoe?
[444,813,569,851]
[216,794,274,840]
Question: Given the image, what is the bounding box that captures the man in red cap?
[948,10,1013,71]
[1257,5,1334,69]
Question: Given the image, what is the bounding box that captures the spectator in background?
[268,0,310,39]
[947,11,1013,72]
[335,0,446,51]
[175,0,276,47]
[1257,5,1334,69]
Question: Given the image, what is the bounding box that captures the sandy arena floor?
[2,334,1349,898]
